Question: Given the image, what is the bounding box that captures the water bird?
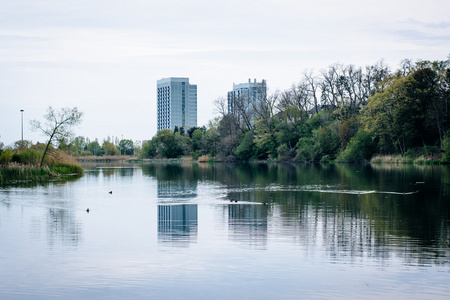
[86,208,90,213]
[109,191,112,194]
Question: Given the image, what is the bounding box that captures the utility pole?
[20,109,24,142]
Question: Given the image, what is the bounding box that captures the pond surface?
[0,163,449,299]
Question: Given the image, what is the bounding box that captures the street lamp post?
[20,109,24,142]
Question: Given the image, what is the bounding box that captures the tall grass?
[370,155,413,164]
[370,153,442,165]
[0,163,53,183]
[0,148,84,184]
[50,163,84,175]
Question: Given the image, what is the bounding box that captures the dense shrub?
[235,132,255,161]
[0,149,13,165]
[336,129,376,163]
[50,163,84,175]
[441,136,450,163]
[18,148,41,165]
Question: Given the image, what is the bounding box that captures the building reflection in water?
[158,204,198,247]
[157,181,197,201]
[227,204,268,250]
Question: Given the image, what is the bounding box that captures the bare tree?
[30,107,83,166]
[320,64,341,108]
[303,71,320,113]
[214,97,228,117]
[229,94,255,133]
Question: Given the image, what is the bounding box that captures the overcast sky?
[1,0,449,146]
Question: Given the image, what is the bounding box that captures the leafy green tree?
[296,125,340,162]
[103,141,119,155]
[363,75,420,153]
[156,129,189,158]
[277,143,293,161]
[275,121,302,153]
[317,125,340,159]
[235,132,255,161]
[141,138,158,158]
[296,137,318,162]
[118,139,134,155]
[254,119,279,159]
[0,148,13,165]
[87,140,101,156]
[191,129,204,152]
[17,148,41,165]
[187,126,206,138]
[70,136,86,156]
[338,116,360,150]
[336,129,376,162]
[442,133,450,163]
[363,68,441,154]
[203,127,220,157]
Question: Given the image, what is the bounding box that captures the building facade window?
[157,77,197,131]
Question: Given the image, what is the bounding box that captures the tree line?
[2,56,449,165]
[1,105,139,166]
[141,56,450,163]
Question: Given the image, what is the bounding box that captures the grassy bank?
[0,162,84,184]
[370,154,443,165]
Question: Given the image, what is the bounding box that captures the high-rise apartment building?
[227,78,266,115]
[157,77,197,131]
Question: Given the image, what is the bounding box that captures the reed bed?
[76,155,136,162]
[370,154,442,165]
[0,163,53,183]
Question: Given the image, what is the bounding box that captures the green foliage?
[295,137,318,162]
[118,139,134,155]
[441,135,450,163]
[275,122,302,149]
[0,164,52,183]
[102,141,120,155]
[235,132,255,161]
[338,117,359,150]
[158,130,190,158]
[70,136,86,155]
[141,139,157,158]
[363,65,446,155]
[203,127,220,157]
[191,129,204,152]
[18,148,41,165]
[296,126,340,162]
[50,163,84,175]
[54,56,447,164]
[140,129,191,159]
[190,150,202,161]
[336,129,376,163]
[0,162,83,183]
[277,144,293,161]
[317,126,340,159]
[0,149,13,165]
[87,140,101,156]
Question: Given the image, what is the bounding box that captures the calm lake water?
[1,162,449,299]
